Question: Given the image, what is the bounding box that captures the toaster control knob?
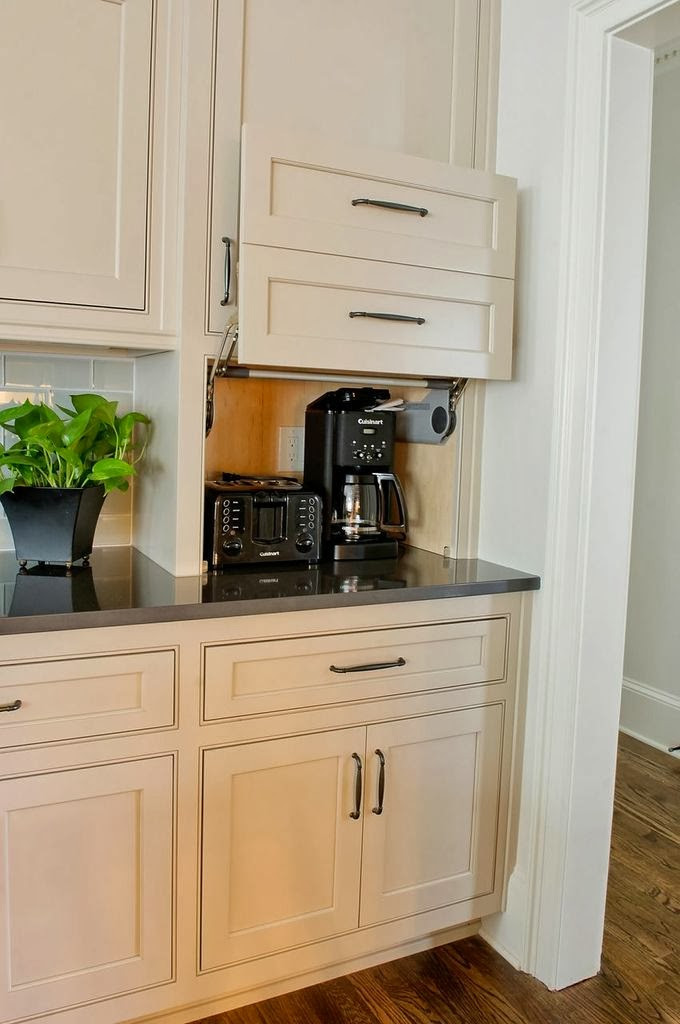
[222,538,243,557]
[295,533,314,554]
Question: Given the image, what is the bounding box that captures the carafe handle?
[374,473,408,540]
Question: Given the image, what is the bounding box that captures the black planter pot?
[0,485,106,567]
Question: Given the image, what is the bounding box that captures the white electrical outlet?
[277,426,304,472]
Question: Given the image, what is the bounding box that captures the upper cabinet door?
[0,0,154,311]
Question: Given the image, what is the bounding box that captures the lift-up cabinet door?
[238,126,516,379]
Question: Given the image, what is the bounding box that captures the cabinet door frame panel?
[360,704,505,926]
[0,754,175,1021]
[200,728,365,971]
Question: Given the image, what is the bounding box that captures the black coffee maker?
[303,388,408,560]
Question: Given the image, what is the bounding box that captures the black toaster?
[204,476,322,569]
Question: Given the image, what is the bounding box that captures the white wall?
[622,59,680,751]
[476,0,570,969]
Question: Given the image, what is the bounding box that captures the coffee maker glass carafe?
[333,473,381,539]
[332,472,408,541]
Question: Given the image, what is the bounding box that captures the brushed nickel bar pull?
[330,657,406,675]
[0,699,22,713]
[351,198,428,217]
[349,311,426,326]
[372,749,386,815]
[350,753,363,819]
[220,236,232,306]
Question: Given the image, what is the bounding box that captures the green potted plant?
[0,394,150,567]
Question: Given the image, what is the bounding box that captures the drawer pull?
[330,657,406,674]
[351,197,429,218]
[372,749,386,815]
[350,752,363,819]
[349,311,425,326]
[0,699,22,713]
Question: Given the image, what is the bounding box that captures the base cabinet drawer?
[0,649,176,747]
[238,245,514,380]
[200,705,506,970]
[203,617,508,721]
[0,755,174,1022]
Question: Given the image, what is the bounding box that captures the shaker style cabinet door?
[200,729,365,970]
[0,0,154,310]
[0,755,174,1021]
[360,705,504,926]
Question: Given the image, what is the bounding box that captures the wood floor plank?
[195,732,680,1024]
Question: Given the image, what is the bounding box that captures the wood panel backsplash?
[205,377,460,556]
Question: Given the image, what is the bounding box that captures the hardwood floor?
[196,733,680,1024]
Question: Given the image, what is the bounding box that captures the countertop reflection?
[0,546,540,635]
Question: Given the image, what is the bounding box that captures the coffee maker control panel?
[336,412,395,467]
[351,438,388,464]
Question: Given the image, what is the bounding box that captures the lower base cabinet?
[0,756,174,1022]
[200,704,505,970]
[0,592,528,1024]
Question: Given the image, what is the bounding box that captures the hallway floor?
[197,733,680,1024]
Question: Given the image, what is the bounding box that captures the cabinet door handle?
[0,699,22,713]
[350,752,363,819]
[351,198,428,217]
[220,236,232,306]
[372,749,386,815]
[349,311,426,326]
[330,657,406,675]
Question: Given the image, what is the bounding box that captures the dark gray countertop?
[0,546,540,635]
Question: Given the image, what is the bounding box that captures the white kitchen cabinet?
[238,245,514,379]
[200,703,508,969]
[202,616,509,721]
[240,126,517,279]
[360,705,504,925]
[0,754,174,1022]
[0,591,528,1024]
[237,125,516,379]
[0,0,182,350]
[200,728,365,969]
[184,0,500,348]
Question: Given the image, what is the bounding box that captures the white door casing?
[483,0,674,991]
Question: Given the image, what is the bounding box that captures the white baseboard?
[620,676,680,754]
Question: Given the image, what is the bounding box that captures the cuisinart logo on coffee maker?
[358,418,383,426]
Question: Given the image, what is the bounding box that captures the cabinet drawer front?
[240,125,517,278]
[0,650,176,747]
[203,618,507,721]
[238,246,513,380]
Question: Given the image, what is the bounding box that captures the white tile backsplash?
[5,356,93,390]
[93,359,134,392]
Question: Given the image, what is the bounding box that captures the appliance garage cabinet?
[0,586,532,1024]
